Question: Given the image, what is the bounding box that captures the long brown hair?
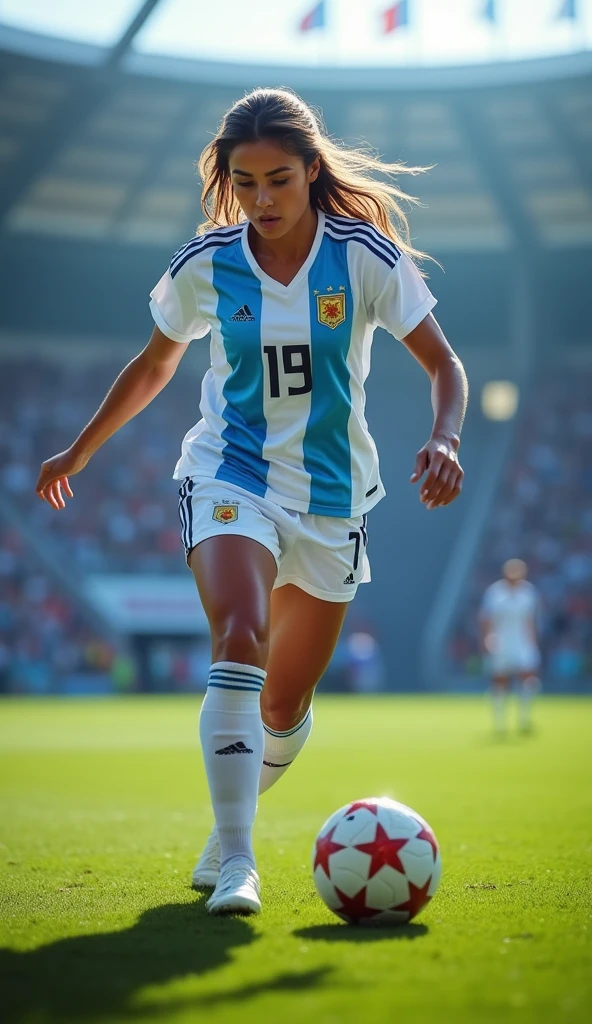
[198,87,430,262]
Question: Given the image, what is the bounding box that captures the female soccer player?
[480,558,541,734]
[36,88,467,916]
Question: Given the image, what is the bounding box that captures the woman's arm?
[401,312,468,509]
[36,326,188,510]
[480,614,492,654]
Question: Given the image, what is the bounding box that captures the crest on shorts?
[212,504,239,524]
[317,291,346,329]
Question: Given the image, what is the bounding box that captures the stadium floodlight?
[481,380,519,421]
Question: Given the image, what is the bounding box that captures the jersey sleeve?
[149,263,210,344]
[371,252,437,341]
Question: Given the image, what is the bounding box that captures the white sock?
[491,688,506,732]
[199,661,265,870]
[259,707,313,795]
[518,679,535,729]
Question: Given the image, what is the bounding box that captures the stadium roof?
[3,0,592,72]
[0,2,591,255]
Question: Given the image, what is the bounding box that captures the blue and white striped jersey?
[150,210,436,517]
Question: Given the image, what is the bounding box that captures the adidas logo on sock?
[343,572,355,585]
[215,741,253,755]
[230,304,255,322]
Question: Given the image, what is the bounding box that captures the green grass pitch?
[1,695,591,1024]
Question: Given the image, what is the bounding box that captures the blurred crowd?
[0,355,200,692]
[0,526,130,693]
[0,358,196,575]
[451,369,592,684]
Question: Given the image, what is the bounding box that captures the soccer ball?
[312,796,441,925]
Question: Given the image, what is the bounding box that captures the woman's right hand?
[35,447,90,510]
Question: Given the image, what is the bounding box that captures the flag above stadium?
[2,0,592,68]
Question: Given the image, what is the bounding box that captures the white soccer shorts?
[488,644,541,677]
[178,477,370,603]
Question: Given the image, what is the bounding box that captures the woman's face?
[229,138,319,240]
[503,559,527,583]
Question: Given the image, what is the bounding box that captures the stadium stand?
[0,352,206,693]
[0,525,120,694]
[450,365,592,686]
[0,356,197,574]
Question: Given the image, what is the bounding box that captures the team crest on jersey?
[212,503,239,524]
[317,292,346,329]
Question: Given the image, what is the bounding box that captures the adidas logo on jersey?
[230,304,255,322]
[343,573,355,585]
[215,741,253,755]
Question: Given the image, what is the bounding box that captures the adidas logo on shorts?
[343,572,355,585]
[230,304,255,322]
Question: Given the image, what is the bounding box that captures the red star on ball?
[334,885,382,922]
[392,878,432,920]
[313,825,346,877]
[354,822,409,877]
[345,800,378,815]
[414,823,438,862]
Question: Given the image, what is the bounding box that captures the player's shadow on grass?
[0,896,261,1024]
[294,921,428,942]
[122,966,334,1019]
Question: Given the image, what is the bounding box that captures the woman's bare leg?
[491,675,510,733]
[189,535,277,667]
[262,583,349,729]
[257,584,349,793]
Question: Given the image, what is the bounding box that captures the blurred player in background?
[480,559,541,735]
[36,87,467,916]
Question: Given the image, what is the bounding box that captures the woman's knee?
[211,615,269,668]
[260,687,314,732]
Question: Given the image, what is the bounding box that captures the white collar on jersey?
[241,209,326,293]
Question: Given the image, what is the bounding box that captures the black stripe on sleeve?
[324,228,399,270]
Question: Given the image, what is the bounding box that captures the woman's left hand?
[410,436,464,509]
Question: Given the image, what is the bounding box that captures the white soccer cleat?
[191,827,221,888]
[205,859,261,916]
